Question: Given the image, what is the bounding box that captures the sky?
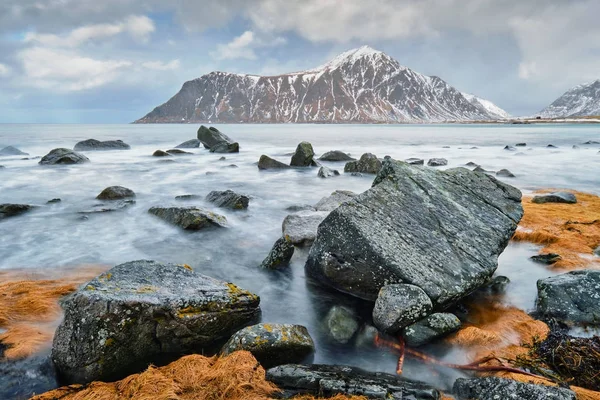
[0,0,599,123]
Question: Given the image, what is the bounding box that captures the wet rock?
[317,166,340,178]
[305,158,523,304]
[96,186,136,200]
[515,143,527,147]
[225,164,238,168]
[290,141,315,167]
[47,198,61,204]
[197,125,235,149]
[319,150,355,162]
[531,253,561,264]
[0,354,58,400]
[0,204,36,219]
[39,148,90,165]
[260,237,295,269]
[152,150,172,157]
[532,192,577,204]
[175,139,201,148]
[536,270,600,326]
[210,142,240,153]
[496,168,515,178]
[282,211,330,245]
[453,377,576,400]
[206,190,249,210]
[583,140,600,145]
[483,275,511,294]
[402,312,461,347]
[266,364,440,399]
[175,194,202,201]
[473,166,492,173]
[0,145,28,156]
[166,149,192,155]
[344,153,382,174]
[405,158,424,165]
[354,325,379,349]
[221,323,314,368]
[148,206,227,230]
[52,260,261,383]
[79,200,136,214]
[547,144,558,148]
[325,306,359,344]
[258,155,290,170]
[504,145,516,151]
[314,190,357,212]
[373,284,433,334]
[465,161,480,167]
[74,139,130,151]
[427,158,447,167]
[219,156,226,161]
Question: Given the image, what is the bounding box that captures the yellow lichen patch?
[176,306,204,319]
[136,285,158,294]
[180,264,193,271]
[512,190,600,270]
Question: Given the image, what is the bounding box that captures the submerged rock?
[206,190,249,210]
[221,323,314,368]
[0,146,28,156]
[325,306,359,344]
[305,158,523,304]
[152,150,172,157]
[210,142,239,153]
[547,144,558,148]
[453,377,576,400]
[79,200,136,214]
[175,139,201,149]
[96,186,136,200]
[74,139,130,151]
[166,149,192,155]
[427,158,447,167]
[532,192,577,204]
[175,194,202,201]
[51,260,260,383]
[344,153,382,174]
[258,155,290,170]
[405,158,424,165]
[531,253,561,264]
[260,237,295,269]
[148,206,227,230]
[402,312,461,347]
[266,364,440,399]
[47,198,61,204]
[318,150,355,162]
[39,148,90,165]
[465,161,479,168]
[290,142,315,167]
[515,142,527,147]
[372,284,433,334]
[0,204,36,219]
[317,166,340,178]
[0,354,58,400]
[504,145,517,151]
[282,211,329,246]
[536,270,600,326]
[496,168,515,178]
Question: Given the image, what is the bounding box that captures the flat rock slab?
[175,139,201,148]
[221,323,314,368]
[0,146,28,156]
[314,190,356,212]
[536,270,600,326]
[39,148,90,165]
[306,158,523,305]
[532,192,577,204]
[74,139,130,151]
[453,377,576,400]
[266,364,440,399]
[52,260,261,384]
[149,206,227,230]
[402,312,461,347]
[282,211,330,245]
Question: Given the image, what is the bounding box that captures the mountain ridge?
[538,79,600,118]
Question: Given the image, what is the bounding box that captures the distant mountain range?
[135,46,510,124]
[538,80,600,118]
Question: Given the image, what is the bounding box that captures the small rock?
[0,204,36,219]
[350,172,363,177]
[547,144,558,148]
[453,377,576,400]
[354,325,379,349]
[484,275,511,294]
[282,211,330,245]
[583,140,600,145]
[148,206,227,230]
[210,142,240,153]
[219,156,226,161]
[344,153,382,174]
[258,155,290,170]
[325,306,359,344]
[573,145,580,149]
[78,200,136,214]
[317,166,340,178]
[465,161,479,167]
[442,146,450,149]
[531,253,561,264]
[221,323,314,368]
[402,313,461,347]
[206,190,249,210]
[290,142,315,167]
[175,139,201,149]
[46,198,61,204]
[372,284,433,334]
[96,186,136,200]
[504,145,516,151]
[152,150,172,157]
[175,194,201,201]
[427,158,448,167]
[318,150,355,162]
[39,148,89,165]
[74,139,130,151]
[496,169,515,178]
[0,146,28,156]
[225,164,238,168]
[515,143,527,147]
[260,237,295,269]
[166,149,192,155]
[405,158,424,165]
[532,192,577,204]
[314,190,356,212]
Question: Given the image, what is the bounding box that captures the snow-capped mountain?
[136,46,509,124]
[538,80,600,118]
[462,93,511,119]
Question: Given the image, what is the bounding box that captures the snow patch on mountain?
[539,79,600,118]
[462,93,511,119]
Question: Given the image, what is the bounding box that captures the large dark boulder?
[197,125,234,149]
[206,190,249,210]
[290,142,315,167]
[175,139,201,148]
[344,153,382,174]
[266,364,440,399]
[258,155,290,170]
[148,206,227,230]
[536,270,600,326]
[0,146,28,156]
[73,139,130,151]
[260,237,295,269]
[0,204,36,220]
[318,150,355,162]
[305,158,523,304]
[96,186,135,200]
[51,260,260,383]
[453,377,576,400]
[39,148,89,165]
[221,323,314,368]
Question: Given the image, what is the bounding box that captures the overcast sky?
[0,0,598,123]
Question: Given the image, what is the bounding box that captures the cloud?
[23,15,155,47]
[142,59,181,71]
[212,30,287,60]
[0,63,11,77]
